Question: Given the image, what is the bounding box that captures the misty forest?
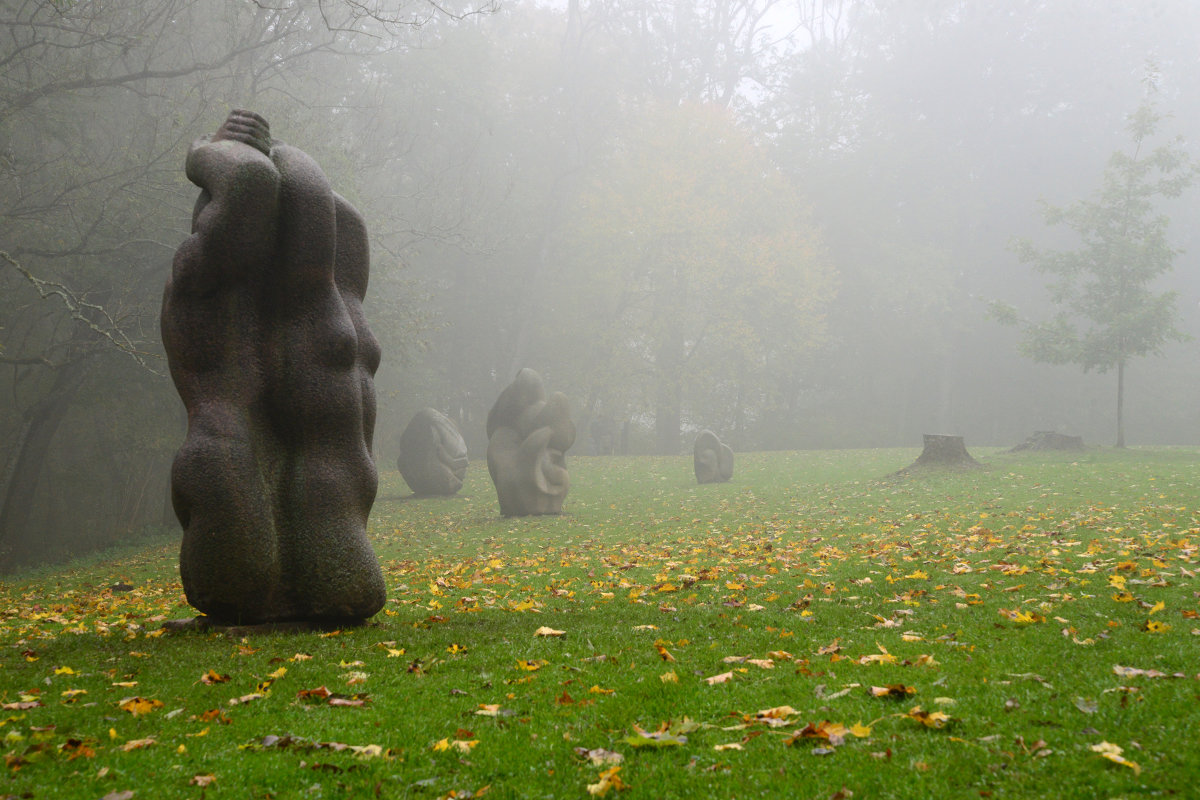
[6,0,1200,567]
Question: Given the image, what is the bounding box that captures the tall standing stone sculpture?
[486,369,575,516]
[396,408,468,496]
[694,430,734,484]
[161,109,385,625]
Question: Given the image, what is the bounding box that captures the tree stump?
[893,434,981,476]
[1010,431,1084,452]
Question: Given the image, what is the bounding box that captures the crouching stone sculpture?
[161,109,386,625]
[486,369,575,516]
[694,430,734,484]
[397,408,468,495]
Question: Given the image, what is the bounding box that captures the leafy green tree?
[995,98,1196,447]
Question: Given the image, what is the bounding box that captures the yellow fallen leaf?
[433,738,478,753]
[534,626,566,638]
[714,742,743,751]
[659,671,678,684]
[755,706,798,721]
[705,671,734,685]
[53,666,76,676]
[1148,601,1165,615]
[848,722,872,738]
[587,766,627,796]
[906,706,950,728]
[118,697,164,716]
[268,666,287,680]
[1091,742,1141,775]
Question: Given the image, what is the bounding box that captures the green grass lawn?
[1,446,1198,799]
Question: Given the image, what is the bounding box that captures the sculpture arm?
[175,110,281,294]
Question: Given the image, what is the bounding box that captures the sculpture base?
[161,615,373,636]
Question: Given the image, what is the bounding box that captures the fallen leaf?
[905,706,951,728]
[120,737,156,751]
[117,697,163,716]
[705,671,734,685]
[587,765,627,796]
[534,626,566,637]
[1092,741,1141,775]
[574,747,624,766]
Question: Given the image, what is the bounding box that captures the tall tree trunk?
[0,355,94,570]
[1115,359,1126,448]
[655,381,681,456]
[655,336,683,455]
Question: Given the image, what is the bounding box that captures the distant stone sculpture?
[161,109,385,625]
[486,369,575,516]
[396,408,468,495]
[694,430,734,484]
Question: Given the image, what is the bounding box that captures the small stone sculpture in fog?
[161,109,385,625]
[486,369,576,516]
[396,408,468,496]
[694,430,734,484]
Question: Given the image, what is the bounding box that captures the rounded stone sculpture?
[161,109,385,625]
[486,369,576,516]
[694,430,734,484]
[396,408,468,496]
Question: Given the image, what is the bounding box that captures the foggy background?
[3,0,1199,566]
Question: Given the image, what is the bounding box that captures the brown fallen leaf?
[705,671,734,685]
[574,747,624,766]
[120,737,156,751]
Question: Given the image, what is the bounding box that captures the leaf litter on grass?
[0,450,1198,796]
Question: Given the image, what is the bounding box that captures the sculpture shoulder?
[185,137,280,198]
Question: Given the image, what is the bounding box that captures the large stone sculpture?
[694,430,734,484]
[161,109,385,625]
[396,408,468,496]
[486,369,575,516]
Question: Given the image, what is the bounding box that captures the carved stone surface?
[694,430,734,484]
[485,369,575,516]
[161,109,385,625]
[397,408,468,496]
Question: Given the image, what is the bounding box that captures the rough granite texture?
[485,369,575,516]
[396,407,468,496]
[161,109,385,625]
